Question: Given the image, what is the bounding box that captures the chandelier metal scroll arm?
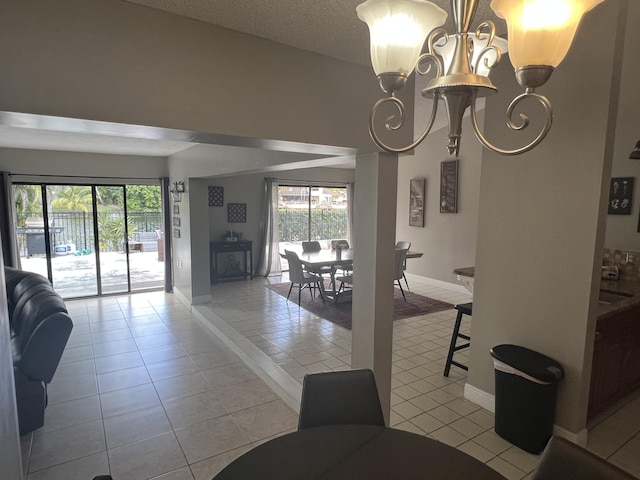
[469,90,554,156]
[368,91,441,154]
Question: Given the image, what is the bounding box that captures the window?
[278,185,348,252]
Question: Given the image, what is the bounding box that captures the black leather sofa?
[5,267,73,435]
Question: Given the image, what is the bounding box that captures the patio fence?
[279,208,347,243]
[16,211,162,254]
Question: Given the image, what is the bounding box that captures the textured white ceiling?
[123,0,505,67]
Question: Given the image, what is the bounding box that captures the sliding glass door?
[14,182,164,298]
[278,185,348,252]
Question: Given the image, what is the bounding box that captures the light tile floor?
[19,274,640,479]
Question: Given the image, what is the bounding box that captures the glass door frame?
[14,180,164,299]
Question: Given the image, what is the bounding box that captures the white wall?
[604,0,640,251]
[0,148,167,181]
[396,105,484,284]
[0,0,411,152]
[469,1,623,436]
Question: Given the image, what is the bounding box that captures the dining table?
[212,424,507,480]
[294,248,423,302]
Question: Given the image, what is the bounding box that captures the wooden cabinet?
[210,241,253,284]
[589,304,640,418]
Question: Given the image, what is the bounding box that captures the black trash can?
[490,344,565,454]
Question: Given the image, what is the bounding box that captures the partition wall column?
[351,152,398,424]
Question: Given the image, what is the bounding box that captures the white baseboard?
[464,383,588,447]
[464,383,495,413]
[406,273,470,295]
[172,287,191,310]
[553,425,589,447]
[172,286,210,308]
[191,294,212,305]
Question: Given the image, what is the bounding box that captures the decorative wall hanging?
[629,141,640,159]
[228,203,247,223]
[173,229,180,238]
[173,204,180,215]
[409,178,425,227]
[608,177,634,215]
[173,217,181,227]
[209,186,224,206]
[440,160,458,213]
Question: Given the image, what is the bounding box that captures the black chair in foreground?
[531,437,635,480]
[298,369,385,430]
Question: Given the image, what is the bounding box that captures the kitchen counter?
[453,266,640,319]
[598,278,640,319]
[453,266,475,293]
[453,266,475,278]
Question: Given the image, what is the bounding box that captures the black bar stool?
[443,302,472,376]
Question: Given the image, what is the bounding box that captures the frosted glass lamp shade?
[433,34,508,77]
[490,0,604,69]
[357,0,447,76]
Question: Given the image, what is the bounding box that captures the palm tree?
[50,186,93,212]
[13,184,42,223]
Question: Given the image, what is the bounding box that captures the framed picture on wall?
[228,203,247,223]
[440,160,458,213]
[208,186,224,206]
[173,204,179,215]
[608,177,634,215]
[409,179,425,227]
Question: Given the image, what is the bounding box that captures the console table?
[210,241,253,284]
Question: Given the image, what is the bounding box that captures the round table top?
[213,424,506,480]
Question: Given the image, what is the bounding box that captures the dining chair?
[330,239,352,276]
[298,369,385,430]
[283,250,325,306]
[394,248,409,301]
[301,241,333,279]
[531,436,636,480]
[395,240,411,290]
[330,239,350,250]
[302,240,322,253]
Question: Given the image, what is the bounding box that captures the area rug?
[265,282,453,330]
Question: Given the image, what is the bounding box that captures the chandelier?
[357,0,604,156]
